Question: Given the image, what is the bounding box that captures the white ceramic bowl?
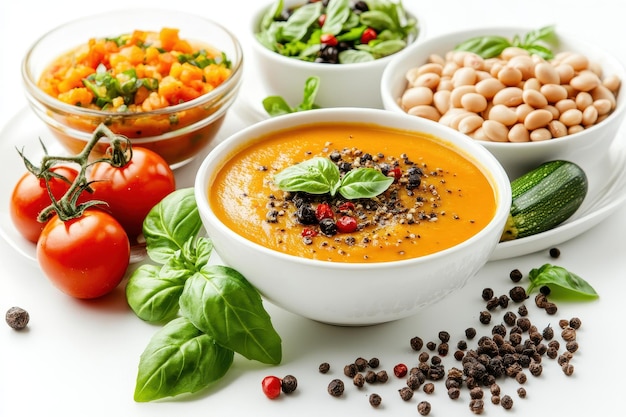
[381,27,626,183]
[250,0,422,109]
[194,108,511,326]
[22,9,244,168]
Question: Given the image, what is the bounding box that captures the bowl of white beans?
[381,27,625,182]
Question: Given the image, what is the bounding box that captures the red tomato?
[37,210,130,299]
[10,166,80,243]
[88,147,176,240]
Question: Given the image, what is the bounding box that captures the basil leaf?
[142,188,202,265]
[368,39,407,58]
[322,0,351,35]
[262,95,294,117]
[274,156,340,195]
[260,0,284,31]
[338,168,394,199]
[179,265,282,365]
[339,49,374,63]
[454,35,512,59]
[295,76,320,111]
[359,10,397,32]
[134,317,234,402]
[281,2,321,42]
[125,262,188,323]
[527,264,599,299]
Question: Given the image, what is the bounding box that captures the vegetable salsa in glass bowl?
[22,9,243,168]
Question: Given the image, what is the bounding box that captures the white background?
[1,1,625,416]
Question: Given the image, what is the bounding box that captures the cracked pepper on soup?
[210,122,496,263]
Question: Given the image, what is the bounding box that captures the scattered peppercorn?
[344,363,358,378]
[569,317,582,330]
[438,342,449,356]
[517,387,527,398]
[540,285,551,295]
[369,393,382,407]
[281,375,298,394]
[376,370,389,383]
[417,400,432,416]
[479,310,491,324]
[423,382,435,394]
[5,306,29,330]
[509,286,527,302]
[562,363,575,376]
[438,331,451,343]
[261,375,282,399]
[365,370,377,383]
[465,327,477,339]
[410,336,424,351]
[482,288,494,301]
[319,362,330,373]
[469,398,484,414]
[353,373,365,388]
[354,357,368,371]
[501,394,514,410]
[549,247,561,258]
[544,302,558,315]
[399,386,414,401]
[518,305,528,316]
[394,363,408,378]
[368,357,380,368]
[509,269,523,282]
[327,379,345,397]
[566,340,579,353]
[426,341,437,351]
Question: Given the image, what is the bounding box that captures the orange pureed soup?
[210,122,496,263]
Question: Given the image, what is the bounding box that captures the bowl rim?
[249,0,423,70]
[195,107,512,270]
[380,25,626,149]
[21,8,244,119]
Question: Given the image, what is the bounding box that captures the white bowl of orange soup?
[194,108,511,325]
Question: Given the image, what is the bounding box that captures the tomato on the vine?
[10,166,80,243]
[88,147,176,241]
[37,209,130,299]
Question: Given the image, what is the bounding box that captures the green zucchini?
[500,160,588,242]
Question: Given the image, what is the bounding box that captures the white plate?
[2,107,626,263]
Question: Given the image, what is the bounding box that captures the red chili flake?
[393,363,408,378]
[336,215,358,233]
[360,27,377,44]
[318,14,326,27]
[338,202,355,212]
[320,33,338,46]
[389,167,402,181]
[315,203,334,221]
[262,376,282,399]
[301,228,318,237]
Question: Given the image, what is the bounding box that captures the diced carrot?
[160,28,180,51]
[58,87,93,107]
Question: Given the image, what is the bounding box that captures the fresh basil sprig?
[274,156,394,199]
[527,263,599,299]
[263,76,320,117]
[454,25,556,59]
[126,188,282,402]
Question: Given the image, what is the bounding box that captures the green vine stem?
[18,123,133,223]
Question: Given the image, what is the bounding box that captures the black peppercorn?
[438,331,450,343]
[354,357,368,372]
[281,375,298,394]
[503,311,517,326]
[426,341,437,351]
[365,370,377,383]
[517,387,527,398]
[438,342,449,356]
[5,306,29,330]
[479,310,491,324]
[549,247,561,258]
[465,327,477,339]
[469,399,484,414]
[319,218,337,236]
[352,372,365,388]
[448,386,461,399]
[418,351,429,363]
[501,394,514,409]
[417,400,431,415]
[368,357,380,368]
[509,269,523,282]
[486,297,500,311]
[376,370,389,383]
[509,286,527,302]
[399,386,413,401]
[369,393,382,407]
[319,362,330,373]
[518,305,528,316]
[410,336,424,351]
[482,288,494,301]
[423,382,435,394]
[561,327,577,341]
[406,374,422,390]
[470,386,484,399]
[498,294,510,308]
[544,302,559,315]
[344,363,358,378]
[562,363,575,376]
[569,317,582,330]
[566,340,579,353]
[457,340,468,350]
[327,379,344,397]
